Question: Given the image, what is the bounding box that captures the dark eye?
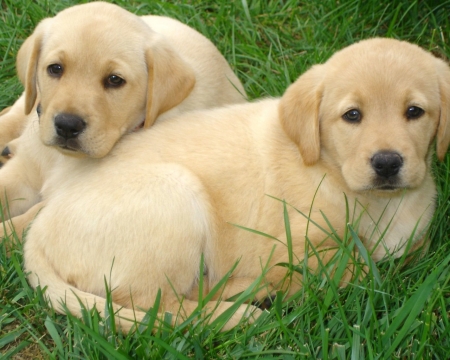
[406,106,424,120]
[342,109,362,123]
[47,64,63,77]
[105,75,126,88]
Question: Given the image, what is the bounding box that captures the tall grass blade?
[381,253,450,354]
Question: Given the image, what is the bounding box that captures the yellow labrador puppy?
[18,2,246,153]
[0,2,245,225]
[24,38,450,331]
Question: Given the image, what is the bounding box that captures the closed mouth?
[55,138,81,152]
[369,182,410,192]
[59,145,77,151]
[370,175,405,191]
[375,185,401,191]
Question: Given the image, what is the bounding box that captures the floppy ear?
[435,58,450,161]
[16,19,50,115]
[144,36,196,128]
[278,65,325,166]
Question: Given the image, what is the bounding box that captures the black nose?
[1,146,11,157]
[54,113,86,139]
[371,151,403,178]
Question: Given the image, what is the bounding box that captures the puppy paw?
[221,304,263,331]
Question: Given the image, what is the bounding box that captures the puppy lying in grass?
[0,1,246,235]
[15,38,450,331]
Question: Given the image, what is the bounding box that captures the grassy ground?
[1,0,450,358]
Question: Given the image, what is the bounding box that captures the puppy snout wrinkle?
[371,151,403,178]
[54,113,86,139]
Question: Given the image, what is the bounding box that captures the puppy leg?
[26,255,260,333]
[188,276,274,303]
[0,154,42,220]
[245,216,364,298]
[26,259,152,333]
[162,296,261,331]
[2,201,44,250]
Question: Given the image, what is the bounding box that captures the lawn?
[1,0,450,358]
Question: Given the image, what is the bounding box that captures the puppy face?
[280,38,450,194]
[18,2,195,158]
[319,41,442,192]
[35,14,148,158]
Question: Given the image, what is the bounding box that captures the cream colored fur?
[22,38,450,331]
[0,2,245,227]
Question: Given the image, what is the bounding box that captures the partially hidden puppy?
[0,2,245,231]
[0,95,27,167]
[23,38,450,331]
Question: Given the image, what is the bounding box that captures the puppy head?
[17,2,195,158]
[279,38,450,194]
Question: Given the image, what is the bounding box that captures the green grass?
[1,0,450,358]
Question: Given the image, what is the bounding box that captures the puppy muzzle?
[370,150,404,190]
[53,113,86,152]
